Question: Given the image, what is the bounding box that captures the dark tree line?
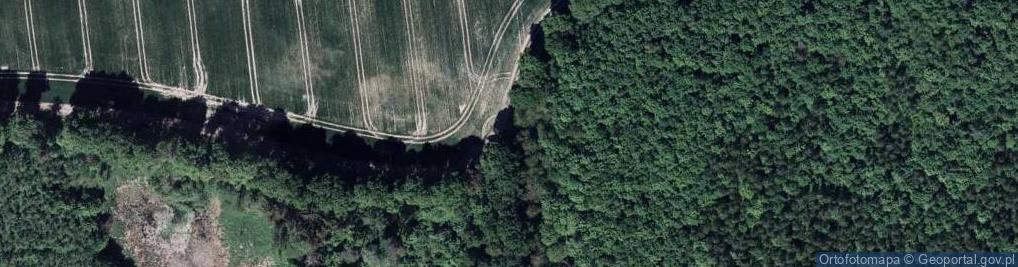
[0,70,532,265]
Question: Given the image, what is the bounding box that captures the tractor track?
[400,0,427,136]
[293,0,317,118]
[129,0,152,82]
[347,0,377,131]
[185,0,209,94]
[2,0,540,144]
[23,0,40,70]
[77,0,94,72]
[240,0,261,104]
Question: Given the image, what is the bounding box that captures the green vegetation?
[0,2,31,70]
[4,0,1018,266]
[299,0,361,127]
[32,0,87,73]
[137,0,198,88]
[1,0,549,139]
[194,0,251,103]
[505,0,1018,265]
[0,72,538,265]
[85,0,141,76]
[0,115,107,266]
[216,188,308,263]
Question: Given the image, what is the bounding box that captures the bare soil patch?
[113,181,234,266]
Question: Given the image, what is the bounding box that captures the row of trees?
[0,70,540,265]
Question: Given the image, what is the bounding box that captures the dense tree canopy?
[509,0,1018,265]
[0,115,108,266]
[4,0,1018,265]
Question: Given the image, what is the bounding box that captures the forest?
[508,0,1018,265]
[3,0,1018,266]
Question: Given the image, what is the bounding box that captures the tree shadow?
[68,71,208,147]
[16,71,64,137]
[39,71,487,187]
[0,70,21,123]
[4,70,500,264]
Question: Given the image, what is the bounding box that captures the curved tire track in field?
[5,0,538,144]
[417,0,526,143]
[455,0,475,78]
[400,0,427,136]
[185,0,209,94]
[2,70,497,143]
[478,0,524,81]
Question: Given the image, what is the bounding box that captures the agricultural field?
[0,1,32,71]
[84,0,140,76]
[0,0,550,143]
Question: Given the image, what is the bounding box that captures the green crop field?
[32,0,86,74]
[1,0,32,71]
[83,0,139,77]
[303,0,363,129]
[0,0,549,143]
[246,0,308,115]
[194,0,251,103]
[135,0,199,88]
